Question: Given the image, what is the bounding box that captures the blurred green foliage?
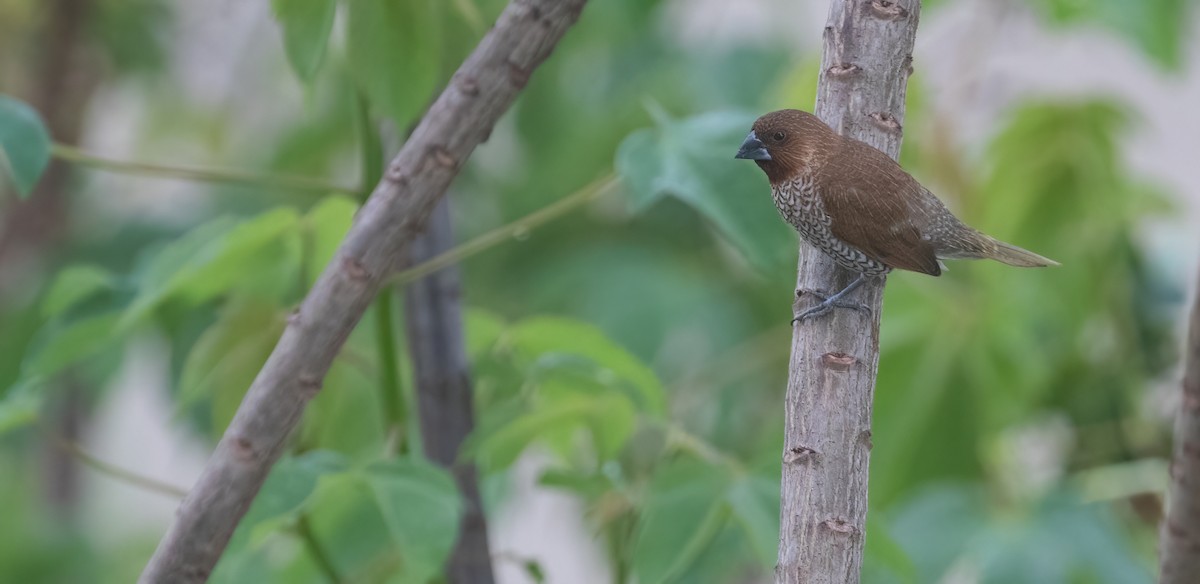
[0,0,1190,582]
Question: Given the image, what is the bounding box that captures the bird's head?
[735,109,836,184]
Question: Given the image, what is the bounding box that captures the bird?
[734,109,1058,321]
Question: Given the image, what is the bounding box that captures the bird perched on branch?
[735,109,1057,321]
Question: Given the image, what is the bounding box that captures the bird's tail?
[984,237,1059,268]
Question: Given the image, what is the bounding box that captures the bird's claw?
[792,288,871,323]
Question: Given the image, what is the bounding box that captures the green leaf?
[464,307,506,359]
[301,360,387,461]
[632,459,732,584]
[363,459,463,583]
[615,109,795,271]
[347,0,441,127]
[471,395,596,470]
[233,450,350,549]
[0,95,51,198]
[864,514,918,584]
[509,316,666,415]
[177,297,287,434]
[121,208,301,328]
[23,312,122,379]
[537,468,615,499]
[726,473,779,569]
[271,0,337,84]
[0,379,43,434]
[302,195,357,287]
[41,265,117,318]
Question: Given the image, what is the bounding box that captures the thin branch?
[776,1,922,583]
[50,144,356,196]
[53,436,188,499]
[1159,260,1200,583]
[138,2,590,581]
[393,173,617,285]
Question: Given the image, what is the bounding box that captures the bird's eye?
[772,131,786,142]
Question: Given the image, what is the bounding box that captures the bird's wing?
[818,146,942,276]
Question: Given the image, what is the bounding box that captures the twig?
[776,1,922,583]
[392,173,617,285]
[138,1,590,581]
[50,144,355,196]
[53,436,188,499]
[1160,261,1200,583]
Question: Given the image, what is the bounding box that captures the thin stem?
[374,291,406,446]
[392,174,619,286]
[53,436,188,499]
[357,92,407,452]
[50,143,356,195]
[662,422,744,473]
[297,513,343,583]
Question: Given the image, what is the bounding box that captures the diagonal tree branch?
[405,197,495,584]
[776,1,922,583]
[139,1,589,581]
[1160,260,1200,583]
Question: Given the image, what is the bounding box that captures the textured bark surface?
[139,1,588,581]
[1160,265,1200,583]
[776,1,922,583]
[405,198,495,584]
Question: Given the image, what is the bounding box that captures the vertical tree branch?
[405,198,496,584]
[138,1,589,581]
[1160,262,1200,583]
[776,1,921,583]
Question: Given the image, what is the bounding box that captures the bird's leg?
[793,274,872,323]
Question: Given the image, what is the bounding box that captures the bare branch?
[1160,262,1200,583]
[138,1,589,580]
[776,1,922,583]
[405,198,495,584]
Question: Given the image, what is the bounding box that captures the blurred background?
[1,0,1198,582]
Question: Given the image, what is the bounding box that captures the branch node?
[287,308,302,326]
[822,352,857,370]
[820,517,860,536]
[341,255,371,281]
[298,374,323,399]
[507,60,532,88]
[431,146,458,169]
[860,429,873,451]
[869,111,903,133]
[455,74,481,96]
[826,63,862,78]
[784,445,820,465]
[231,436,258,465]
[385,160,408,186]
[868,0,909,20]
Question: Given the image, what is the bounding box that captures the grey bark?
[1160,263,1200,583]
[139,1,589,581]
[404,198,495,584]
[775,1,922,583]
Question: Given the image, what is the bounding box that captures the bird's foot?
[792,286,872,323]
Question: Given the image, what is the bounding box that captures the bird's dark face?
[735,109,835,184]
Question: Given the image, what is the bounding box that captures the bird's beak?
[734,131,771,161]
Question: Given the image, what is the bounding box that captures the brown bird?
[735,109,1058,320]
